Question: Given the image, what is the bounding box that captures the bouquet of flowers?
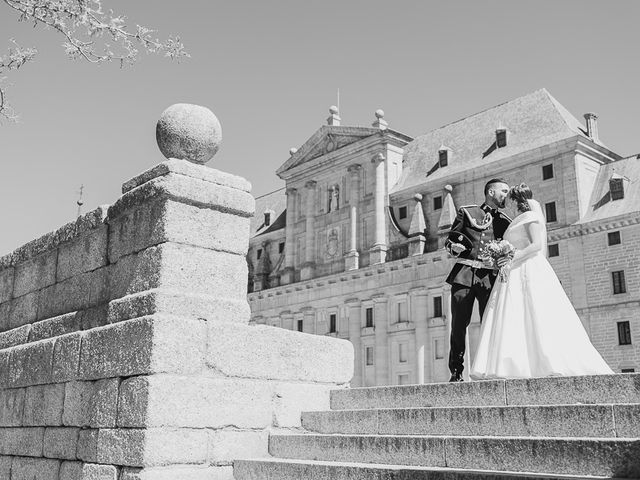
[478,239,516,283]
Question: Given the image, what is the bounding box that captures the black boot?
[449,371,464,382]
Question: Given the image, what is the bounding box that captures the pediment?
[277,126,380,177]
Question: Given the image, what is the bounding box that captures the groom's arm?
[445,207,467,256]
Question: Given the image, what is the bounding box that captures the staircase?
[234,373,640,479]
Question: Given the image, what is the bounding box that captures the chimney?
[327,106,341,126]
[584,112,599,142]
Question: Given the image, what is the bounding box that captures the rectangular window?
[396,302,407,323]
[256,249,262,260]
[279,242,285,253]
[433,196,443,211]
[399,343,407,363]
[610,178,624,200]
[435,339,444,359]
[548,244,560,257]
[612,271,627,295]
[608,231,621,246]
[622,368,635,373]
[297,319,303,332]
[365,307,374,328]
[545,202,557,222]
[542,164,554,180]
[496,129,507,148]
[438,150,448,167]
[398,374,410,385]
[329,313,337,333]
[365,346,374,365]
[617,321,632,345]
[399,206,407,219]
[433,296,443,318]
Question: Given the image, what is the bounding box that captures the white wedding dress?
[470,200,613,379]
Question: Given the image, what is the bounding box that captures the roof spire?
[76,184,84,218]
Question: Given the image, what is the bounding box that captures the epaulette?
[459,204,479,210]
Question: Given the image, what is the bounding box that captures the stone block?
[0,351,9,389]
[120,465,233,480]
[122,159,251,194]
[63,379,118,427]
[205,320,353,384]
[11,456,60,480]
[43,426,80,459]
[37,268,109,321]
[23,383,65,426]
[0,455,12,478]
[107,289,250,325]
[0,426,45,456]
[82,463,119,480]
[207,429,269,464]
[78,304,109,331]
[117,375,273,429]
[57,226,108,282]
[13,250,57,297]
[8,292,38,329]
[108,200,250,263]
[273,383,333,428]
[59,461,83,480]
[0,387,25,426]
[8,338,55,387]
[613,404,640,438]
[302,409,377,435]
[77,428,208,467]
[0,266,14,303]
[0,324,31,349]
[0,301,9,332]
[108,243,247,302]
[29,312,82,342]
[78,315,205,380]
[52,332,82,382]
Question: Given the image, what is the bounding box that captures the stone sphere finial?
[444,184,453,193]
[414,193,423,201]
[156,103,222,165]
[375,109,385,119]
[329,105,339,115]
[289,147,298,155]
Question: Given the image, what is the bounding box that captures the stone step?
[268,434,640,478]
[330,374,640,410]
[234,458,625,480]
[302,403,640,438]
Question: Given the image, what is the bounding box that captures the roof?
[394,89,594,193]
[251,188,287,237]
[579,154,640,223]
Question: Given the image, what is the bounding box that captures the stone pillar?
[370,153,387,264]
[346,298,362,386]
[302,306,316,334]
[280,187,297,285]
[345,164,361,270]
[280,310,293,330]
[373,293,389,385]
[410,288,429,384]
[408,193,426,256]
[301,180,317,281]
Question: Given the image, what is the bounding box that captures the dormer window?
[496,129,508,148]
[438,149,448,167]
[263,208,275,227]
[399,206,407,219]
[610,177,624,200]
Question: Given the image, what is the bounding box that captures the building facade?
[247,89,640,385]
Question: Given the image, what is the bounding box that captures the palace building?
[247,89,640,386]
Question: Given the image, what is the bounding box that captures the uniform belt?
[456,258,492,269]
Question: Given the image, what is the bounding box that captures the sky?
[0,0,639,255]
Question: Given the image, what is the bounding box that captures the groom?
[444,178,511,382]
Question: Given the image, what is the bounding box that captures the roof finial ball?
[375,109,385,119]
[329,105,339,115]
[156,103,222,165]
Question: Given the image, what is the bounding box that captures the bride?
[470,183,613,379]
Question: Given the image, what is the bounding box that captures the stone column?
[373,293,389,385]
[410,288,429,384]
[280,187,297,285]
[345,164,361,270]
[369,153,387,264]
[346,298,362,386]
[300,180,317,281]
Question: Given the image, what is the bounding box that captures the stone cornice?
[548,212,640,241]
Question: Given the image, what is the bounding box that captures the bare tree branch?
[0,0,188,121]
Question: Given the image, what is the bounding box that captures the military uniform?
[444,203,511,379]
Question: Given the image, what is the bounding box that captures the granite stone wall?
[0,158,353,479]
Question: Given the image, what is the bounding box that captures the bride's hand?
[496,257,511,268]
